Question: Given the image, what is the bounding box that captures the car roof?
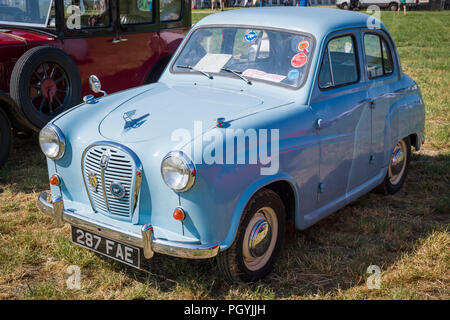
[195,7,383,38]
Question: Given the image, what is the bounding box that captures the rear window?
[364,33,394,79]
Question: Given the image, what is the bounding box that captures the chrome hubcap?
[248,219,272,258]
[388,140,407,185]
[242,207,278,271]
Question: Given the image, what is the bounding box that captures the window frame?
[169,24,317,91]
[318,33,361,91]
[363,31,395,81]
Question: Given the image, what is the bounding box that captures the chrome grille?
[82,143,142,220]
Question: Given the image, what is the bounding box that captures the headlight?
[161,151,196,192]
[39,124,66,160]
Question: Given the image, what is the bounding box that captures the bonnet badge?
[123,110,150,131]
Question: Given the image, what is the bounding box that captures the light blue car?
[37,7,425,282]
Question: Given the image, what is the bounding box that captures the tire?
[217,188,286,283]
[377,137,411,195]
[10,46,82,129]
[0,108,12,168]
[389,2,398,11]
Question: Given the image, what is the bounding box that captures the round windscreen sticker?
[291,53,307,68]
[297,40,310,53]
[244,31,258,43]
[288,69,300,81]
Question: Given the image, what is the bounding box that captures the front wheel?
[377,137,411,195]
[217,188,285,282]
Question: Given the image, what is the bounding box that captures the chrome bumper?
[37,192,220,261]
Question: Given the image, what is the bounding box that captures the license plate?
[71,226,140,268]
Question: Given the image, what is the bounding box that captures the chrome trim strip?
[100,165,110,211]
[37,192,220,262]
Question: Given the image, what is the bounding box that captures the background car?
[37,7,425,282]
[336,0,430,11]
[0,0,191,167]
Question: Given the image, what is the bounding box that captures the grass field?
[0,9,449,300]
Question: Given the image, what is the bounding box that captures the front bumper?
[37,192,220,262]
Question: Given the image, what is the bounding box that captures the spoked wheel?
[377,137,411,194]
[10,46,81,129]
[29,62,70,118]
[217,188,285,283]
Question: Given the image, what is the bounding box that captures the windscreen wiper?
[221,68,252,85]
[175,65,213,79]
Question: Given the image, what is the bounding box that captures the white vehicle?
[336,0,429,11]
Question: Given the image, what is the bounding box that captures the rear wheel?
[10,46,81,129]
[377,137,411,195]
[217,188,285,282]
[0,108,12,168]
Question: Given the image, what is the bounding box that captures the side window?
[64,0,110,29]
[318,35,359,89]
[364,33,394,79]
[120,0,153,25]
[160,0,181,22]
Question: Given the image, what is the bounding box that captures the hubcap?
[248,219,272,258]
[29,62,70,116]
[242,207,278,271]
[388,140,407,185]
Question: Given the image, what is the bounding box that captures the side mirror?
[89,75,107,96]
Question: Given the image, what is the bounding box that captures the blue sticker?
[288,69,300,81]
[244,31,258,43]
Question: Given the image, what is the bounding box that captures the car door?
[61,0,179,94]
[310,32,372,207]
[362,31,398,173]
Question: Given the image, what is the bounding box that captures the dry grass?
[0,10,449,299]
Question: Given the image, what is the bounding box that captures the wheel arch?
[220,174,300,251]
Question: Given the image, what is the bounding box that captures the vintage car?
[37,7,425,282]
[0,0,190,167]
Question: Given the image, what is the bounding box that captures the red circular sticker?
[291,53,307,68]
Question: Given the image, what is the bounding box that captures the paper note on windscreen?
[194,54,232,73]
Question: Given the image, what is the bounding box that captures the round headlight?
[39,124,66,160]
[161,151,196,192]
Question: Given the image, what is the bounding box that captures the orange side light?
[49,174,60,186]
[173,207,185,221]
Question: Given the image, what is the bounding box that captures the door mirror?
[89,75,107,96]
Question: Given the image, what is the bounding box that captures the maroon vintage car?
[0,0,190,167]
